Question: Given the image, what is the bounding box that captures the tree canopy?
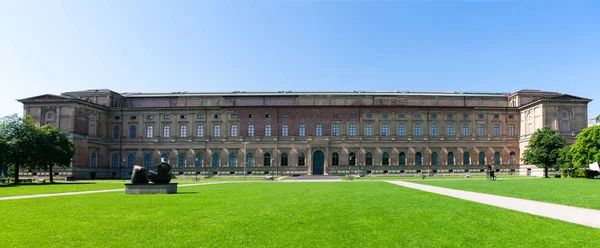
[570,125,600,167]
[522,126,567,178]
[38,125,74,182]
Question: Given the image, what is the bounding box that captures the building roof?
[119,90,512,98]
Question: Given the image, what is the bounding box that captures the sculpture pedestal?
[125,183,178,194]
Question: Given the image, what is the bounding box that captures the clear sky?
[1,0,599,120]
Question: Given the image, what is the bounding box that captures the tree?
[557,145,574,177]
[522,127,567,178]
[570,125,600,168]
[37,125,74,183]
[0,115,40,184]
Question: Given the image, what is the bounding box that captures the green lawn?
[0,178,263,197]
[412,178,600,210]
[349,175,526,180]
[1,182,599,247]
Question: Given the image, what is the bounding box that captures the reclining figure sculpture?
[131,162,172,184]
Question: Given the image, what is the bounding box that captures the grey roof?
[120,91,512,98]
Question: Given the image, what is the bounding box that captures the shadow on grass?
[175,192,199,195]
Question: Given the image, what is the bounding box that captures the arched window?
[163,125,170,137]
[509,151,517,164]
[415,152,423,165]
[463,124,469,136]
[398,124,405,136]
[479,152,486,165]
[494,152,501,165]
[213,125,221,137]
[127,153,135,168]
[111,154,119,168]
[509,125,515,136]
[478,124,485,136]
[212,153,220,167]
[197,124,204,137]
[90,152,97,168]
[349,152,356,166]
[528,114,534,134]
[415,124,421,136]
[248,125,255,137]
[195,153,203,167]
[366,124,373,136]
[316,124,323,136]
[113,126,120,138]
[493,124,500,136]
[447,124,454,136]
[178,153,186,167]
[382,124,389,136]
[264,153,271,166]
[229,153,237,167]
[246,153,254,167]
[432,152,439,165]
[146,126,154,138]
[399,152,406,165]
[365,152,373,166]
[463,152,471,165]
[382,152,390,165]
[447,152,455,165]
[431,124,437,136]
[230,124,237,137]
[144,153,152,167]
[180,125,187,137]
[265,124,271,137]
[299,124,305,136]
[298,153,305,166]
[282,124,289,136]
[88,115,97,136]
[127,126,136,138]
[349,124,357,136]
[332,152,339,166]
[281,153,288,166]
[332,124,339,136]
[161,153,169,163]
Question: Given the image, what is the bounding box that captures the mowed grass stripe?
[1,182,599,247]
[412,178,600,210]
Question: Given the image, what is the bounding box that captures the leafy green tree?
[570,125,600,168]
[557,145,574,177]
[0,115,40,184]
[522,127,567,178]
[37,125,74,183]
[0,137,7,178]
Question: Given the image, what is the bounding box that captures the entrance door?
[312,151,324,175]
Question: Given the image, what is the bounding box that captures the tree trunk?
[13,165,19,184]
[544,167,549,178]
[49,164,54,183]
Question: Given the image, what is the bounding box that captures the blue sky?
[1,0,599,120]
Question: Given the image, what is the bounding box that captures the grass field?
[2,182,599,247]
[413,178,600,210]
[0,178,263,197]
[350,175,527,180]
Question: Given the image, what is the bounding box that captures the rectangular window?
[316,124,323,136]
[447,124,454,136]
[398,124,405,136]
[478,124,485,136]
[130,116,137,120]
[197,114,204,119]
[350,114,356,118]
[447,114,453,119]
[164,115,170,119]
[231,114,237,118]
[415,113,421,119]
[431,114,437,119]
[248,114,254,118]
[494,124,500,136]
[463,124,469,136]
[180,115,187,119]
[462,114,468,119]
[214,114,219,119]
[147,116,153,120]
[282,114,288,118]
[366,124,372,136]
[431,124,437,136]
[366,113,373,118]
[399,113,405,118]
[382,114,388,119]
[478,114,485,119]
[299,125,305,136]
[349,124,357,136]
[114,116,120,120]
[509,115,515,119]
[265,114,271,118]
[415,124,421,136]
[494,114,500,119]
[332,124,339,136]
[382,124,389,136]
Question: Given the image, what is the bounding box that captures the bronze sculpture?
[130,162,172,184]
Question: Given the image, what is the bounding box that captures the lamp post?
[243,142,247,180]
[195,157,199,181]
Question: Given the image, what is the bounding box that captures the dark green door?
[312,151,324,175]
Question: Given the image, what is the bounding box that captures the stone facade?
[18,89,592,179]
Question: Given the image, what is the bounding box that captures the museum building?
[18,89,591,179]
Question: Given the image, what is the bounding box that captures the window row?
[113,123,517,138]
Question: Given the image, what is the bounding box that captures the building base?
[125,183,178,194]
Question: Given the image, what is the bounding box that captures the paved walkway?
[387,180,600,229]
[0,182,227,201]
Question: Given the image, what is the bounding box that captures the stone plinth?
[125,183,178,194]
